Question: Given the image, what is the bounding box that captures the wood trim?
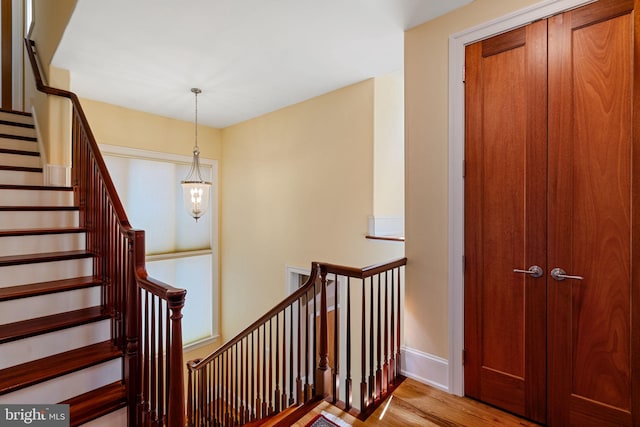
[1,0,11,110]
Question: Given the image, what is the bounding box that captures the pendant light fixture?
[181,88,211,221]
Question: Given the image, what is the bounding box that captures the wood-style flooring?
[293,378,540,426]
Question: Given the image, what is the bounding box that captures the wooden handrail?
[187,257,407,426]
[25,38,186,427]
[189,263,321,370]
[320,257,407,279]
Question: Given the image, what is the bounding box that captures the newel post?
[316,265,332,398]
[126,230,143,427]
[167,289,186,427]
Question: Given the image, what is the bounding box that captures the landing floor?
[294,378,539,426]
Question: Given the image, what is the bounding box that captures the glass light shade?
[181,180,211,221]
[181,146,211,221]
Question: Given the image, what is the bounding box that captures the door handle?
[550,267,583,281]
[513,265,543,278]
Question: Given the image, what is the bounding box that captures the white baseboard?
[44,164,71,187]
[401,346,449,392]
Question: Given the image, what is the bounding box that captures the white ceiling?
[53,0,472,128]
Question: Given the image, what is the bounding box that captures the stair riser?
[0,138,38,152]
[0,112,34,125]
[0,124,36,138]
[0,169,43,186]
[0,320,111,370]
[0,258,93,287]
[0,210,78,229]
[0,188,74,207]
[0,233,85,257]
[0,358,121,404]
[0,287,101,324]
[0,152,40,168]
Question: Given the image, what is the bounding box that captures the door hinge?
[463,159,466,178]
[462,255,465,273]
[462,349,466,365]
[462,65,466,83]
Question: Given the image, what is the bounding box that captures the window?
[101,144,218,348]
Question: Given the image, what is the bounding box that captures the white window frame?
[100,143,219,350]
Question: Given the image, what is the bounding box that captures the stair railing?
[186,257,407,426]
[25,38,186,427]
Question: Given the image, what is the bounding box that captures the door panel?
[465,1,639,425]
[547,1,636,425]
[464,21,548,423]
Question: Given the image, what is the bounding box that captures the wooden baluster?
[274,314,280,413]
[268,318,273,415]
[150,295,157,423]
[281,309,287,410]
[376,274,383,403]
[369,276,375,407]
[243,337,248,423]
[225,348,230,426]
[250,331,255,421]
[360,277,367,411]
[312,280,318,394]
[142,292,150,422]
[383,271,389,396]
[217,355,222,425]
[234,344,238,424]
[187,365,193,426]
[304,290,311,402]
[256,327,262,420]
[261,323,268,418]
[390,268,396,382]
[158,300,165,424]
[345,277,352,411]
[396,267,402,378]
[297,297,302,404]
[289,304,295,406]
[333,273,340,404]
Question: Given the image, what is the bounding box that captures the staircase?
[0,110,127,426]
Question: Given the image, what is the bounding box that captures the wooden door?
[547,1,638,425]
[464,20,548,424]
[465,1,639,425]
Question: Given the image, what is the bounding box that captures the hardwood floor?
[294,378,540,426]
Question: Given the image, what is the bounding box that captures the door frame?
[447,0,595,396]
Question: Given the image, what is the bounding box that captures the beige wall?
[404,0,544,359]
[374,70,404,218]
[220,79,404,339]
[79,98,222,160]
[26,0,77,166]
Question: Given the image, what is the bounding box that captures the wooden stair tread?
[0,341,122,395]
[0,133,36,142]
[61,381,127,427]
[0,119,35,129]
[0,306,110,344]
[0,249,93,267]
[0,276,102,301]
[0,205,78,211]
[0,164,41,172]
[0,227,85,237]
[0,147,39,157]
[0,184,73,191]
[0,109,31,116]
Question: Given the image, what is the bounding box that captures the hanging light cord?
[193,87,200,151]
